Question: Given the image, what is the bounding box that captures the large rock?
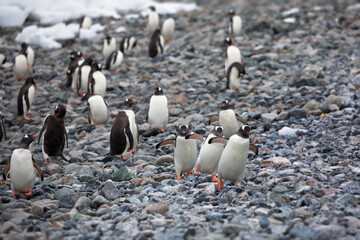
[302,100,320,114]
[288,108,307,119]
[261,113,278,123]
[278,127,307,137]
[99,180,124,201]
[110,167,135,182]
[143,201,169,215]
[261,157,291,167]
[321,95,342,113]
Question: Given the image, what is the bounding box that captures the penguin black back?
[226,62,246,89]
[110,111,134,155]
[17,76,36,116]
[148,29,162,58]
[0,112,6,142]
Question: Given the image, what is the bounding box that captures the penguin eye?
[77,51,81,55]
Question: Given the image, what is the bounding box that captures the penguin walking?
[226,61,246,90]
[0,51,7,65]
[38,105,68,163]
[148,29,164,58]
[161,18,175,43]
[224,37,243,76]
[3,135,43,198]
[81,16,92,29]
[21,43,35,73]
[119,36,137,55]
[102,35,116,62]
[81,93,110,125]
[228,10,242,36]
[88,62,106,97]
[157,125,203,179]
[66,51,84,91]
[193,126,225,182]
[215,125,258,189]
[209,100,248,138]
[147,6,160,33]
[17,76,37,121]
[77,57,94,95]
[0,112,6,142]
[147,87,168,131]
[104,50,123,74]
[13,48,28,81]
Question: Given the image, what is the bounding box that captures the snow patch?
[278,127,307,137]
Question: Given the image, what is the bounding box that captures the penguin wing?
[77,68,82,93]
[156,139,175,149]
[235,113,248,125]
[226,62,246,89]
[32,158,44,181]
[119,38,125,53]
[105,51,114,70]
[208,116,219,125]
[208,137,227,145]
[17,86,26,116]
[1,116,6,140]
[125,121,134,150]
[38,114,50,145]
[3,161,10,180]
[24,89,30,111]
[249,144,258,155]
[64,127,68,148]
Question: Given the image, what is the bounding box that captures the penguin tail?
[59,153,69,161]
[101,154,114,163]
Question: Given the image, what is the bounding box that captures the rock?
[328,104,339,112]
[156,155,174,166]
[171,93,189,104]
[30,204,44,216]
[336,194,355,206]
[289,225,315,239]
[54,188,75,208]
[293,208,314,218]
[222,224,242,236]
[1,208,31,224]
[302,100,320,114]
[74,196,92,212]
[289,78,318,87]
[261,113,278,123]
[321,95,342,113]
[259,216,270,228]
[261,157,291,167]
[278,127,307,137]
[110,167,135,182]
[143,201,169,215]
[152,173,173,182]
[76,166,94,182]
[288,108,307,119]
[277,111,289,120]
[46,163,61,175]
[99,180,123,201]
[0,221,20,233]
[92,195,109,207]
[64,164,81,176]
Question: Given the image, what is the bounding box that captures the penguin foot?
[129,148,135,153]
[23,116,31,121]
[12,194,17,198]
[43,158,50,164]
[164,39,171,43]
[177,175,182,180]
[194,170,199,176]
[235,184,241,188]
[212,175,219,182]
[28,64,34,73]
[216,179,224,190]
[121,156,129,160]
[110,70,116,74]
[187,171,192,176]
[25,191,32,196]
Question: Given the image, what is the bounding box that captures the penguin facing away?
[21,42,34,73]
[66,50,84,90]
[0,112,6,142]
[147,6,160,33]
[148,29,164,58]
[88,62,106,97]
[161,18,175,43]
[77,57,94,95]
[38,105,68,163]
[3,135,43,198]
[226,61,246,90]
[147,87,168,131]
[13,47,28,81]
[224,37,243,76]
[119,36,137,55]
[81,93,110,125]
[102,35,116,62]
[105,50,123,74]
[228,10,242,36]
[17,76,37,121]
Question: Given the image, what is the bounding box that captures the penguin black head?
[178,124,190,137]
[21,42,28,51]
[19,134,37,148]
[220,100,230,110]
[83,57,94,66]
[212,126,224,137]
[80,92,89,101]
[25,76,37,88]
[124,98,137,107]
[228,10,235,16]
[224,37,233,46]
[91,61,102,72]
[154,87,164,95]
[70,50,83,60]
[149,6,156,11]
[105,35,112,45]
[53,105,66,119]
[237,125,251,139]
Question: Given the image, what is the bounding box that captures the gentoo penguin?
[157,125,203,179]
[147,87,168,131]
[13,47,28,81]
[81,93,110,125]
[104,50,123,74]
[209,100,248,138]
[148,29,164,58]
[17,76,37,121]
[193,126,225,182]
[226,61,246,90]
[81,16,92,29]
[77,57,94,95]
[147,6,160,33]
[0,51,6,65]
[3,135,43,198]
[119,36,137,55]
[0,112,6,142]
[228,10,242,36]
[88,62,106,97]
[66,51,84,90]
[38,105,68,163]
[21,42,35,73]
[224,37,243,76]
[102,35,116,62]
[161,18,175,43]
[215,125,258,189]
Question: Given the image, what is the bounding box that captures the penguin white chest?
[103,39,116,61]
[196,134,223,173]
[174,137,197,175]
[88,96,109,124]
[79,65,91,93]
[148,95,168,129]
[232,16,242,35]
[108,51,123,71]
[123,110,138,147]
[81,16,92,29]
[27,47,35,66]
[228,66,241,90]
[91,71,106,97]
[225,46,241,75]
[158,35,165,55]
[14,55,28,79]
[148,12,159,32]
[9,149,36,192]
[161,18,175,40]
[22,85,36,115]
[219,110,238,138]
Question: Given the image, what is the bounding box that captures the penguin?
[122,97,139,151]
[147,87,168,131]
[147,6,160,33]
[104,50,123,74]
[81,16,92,29]
[13,47,28,81]
[226,61,246,90]
[209,100,248,138]
[0,112,6,142]
[161,18,175,43]
[193,126,225,182]
[3,134,43,198]
[148,29,164,58]
[215,125,258,189]
[102,35,116,62]
[17,76,37,121]
[156,125,203,179]
[119,36,137,55]
[0,51,7,65]
[228,10,242,36]
[38,105,68,163]
[81,93,110,125]
[21,42,35,73]
[66,50,84,90]
[77,57,94,95]
[88,62,106,97]
[224,37,243,76]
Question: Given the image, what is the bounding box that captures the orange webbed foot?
[129,148,135,153]
[121,156,128,160]
[236,184,241,188]
[177,175,181,180]
[212,175,219,182]
[24,116,31,121]
[216,179,224,190]
[110,70,116,74]
[12,194,17,198]
[25,191,32,196]
[194,170,199,176]
[187,171,192,176]
[43,158,50,164]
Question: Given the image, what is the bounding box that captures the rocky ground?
[0,0,360,239]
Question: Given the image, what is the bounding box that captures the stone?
[261,157,291,167]
[99,180,123,201]
[328,104,339,112]
[171,93,189,104]
[321,95,342,113]
[278,127,307,137]
[30,204,44,216]
[222,224,242,236]
[156,155,174,166]
[143,201,169,215]
[110,167,135,182]
[261,113,278,123]
[74,196,92,212]
[76,166,94,182]
[46,163,61,175]
[1,208,31,222]
[288,108,307,119]
[277,111,289,120]
[64,164,81,176]
[289,225,315,239]
[302,100,320,114]
[0,221,20,233]
[92,195,109,207]
[336,194,355,206]
[293,208,314,218]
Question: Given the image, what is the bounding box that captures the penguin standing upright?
[66,51,84,90]
[17,76,37,121]
[0,51,7,65]
[228,10,242,36]
[88,62,106,97]
[215,125,258,189]
[81,16,92,29]
[102,36,116,62]
[81,93,110,125]
[3,135,43,198]
[224,37,243,76]
[38,105,68,163]
[77,57,93,95]
[148,29,164,58]
[157,125,203,179]
[147,6,160,32]
[193,126,225,181]
[226,61,246,90]
[119,36,137,55]
[0,112,6,142]
[21,43,34,73]
[161,18,175,43]
[13,47,28,81]
[147,87,168,131]
[104,50,123,74]
[209,100,248,138]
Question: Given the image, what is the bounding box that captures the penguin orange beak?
[82,53,86,57]
[247,132,251,136]
[132,100,137,104]
[32,136,38,139]
[53,112,56,116]
[34,83,37,88]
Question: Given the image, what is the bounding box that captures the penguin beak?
[32,136,38,139]
[246,132,251,136]
[34,83,37,88]
[132,100,137,104]
[53,112,56,116]
[82,53,86,57]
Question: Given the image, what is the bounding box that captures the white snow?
[283,18,296,23]
[0,5,33,27]
[115,26,127,33]
[278,127,307,137]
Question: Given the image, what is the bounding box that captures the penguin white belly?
[40,128,49,160]
[218,136,249,184]
[158,35,164,54]
[225,46,241,75]
[71,68,79,90]
[174,137,197,175]
[88,96,109,124]
[14,55,28,79]
[81,17,92,29]
[0,53,5,64]
[148,95,168,129]
[232,16,242,35]
[196,134,223,174]
[10,149,36,192]
[228,66,241,90]
[161,18,175,40]
[123,110,138,148]
[148,12,159,32]
[103,39,116,61]
[219,110,238,138]
[109,51,123,71]
[92,71,106,97]
[128,37,136,53]
[79,66,91,94]
[27,47,35,66]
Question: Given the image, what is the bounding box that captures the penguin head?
[53,105,66,118]
[149,6,156,11]
[20,134,37,148]
[228,9,235,16]
[224,37,233,46]
[25,76,37,88]
[154,87,164,95]
[124,98,137,107]
[105,35,112,45]
[91,61,102,71]
[238,125,251,139]
[84,57,94,66]
[80,92,89,101]
[70,50,83,60]
[213,126,224,137]
[21,42,28,51]
[220,100,230,110]
[178,124,190,137]
[66,69,71,76]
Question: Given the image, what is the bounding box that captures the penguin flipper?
[38,114,50,145]
[249,144,258,155]
[156,139,175,149]
[1,117,6,140]
[59,153,69,162]
[3,161,10,180]
[125,123,134,150]
[235,113,248,125]
[32,158,43,181]
[24,89,30,112]
[209,137,227,145]
[208,116,219,125]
